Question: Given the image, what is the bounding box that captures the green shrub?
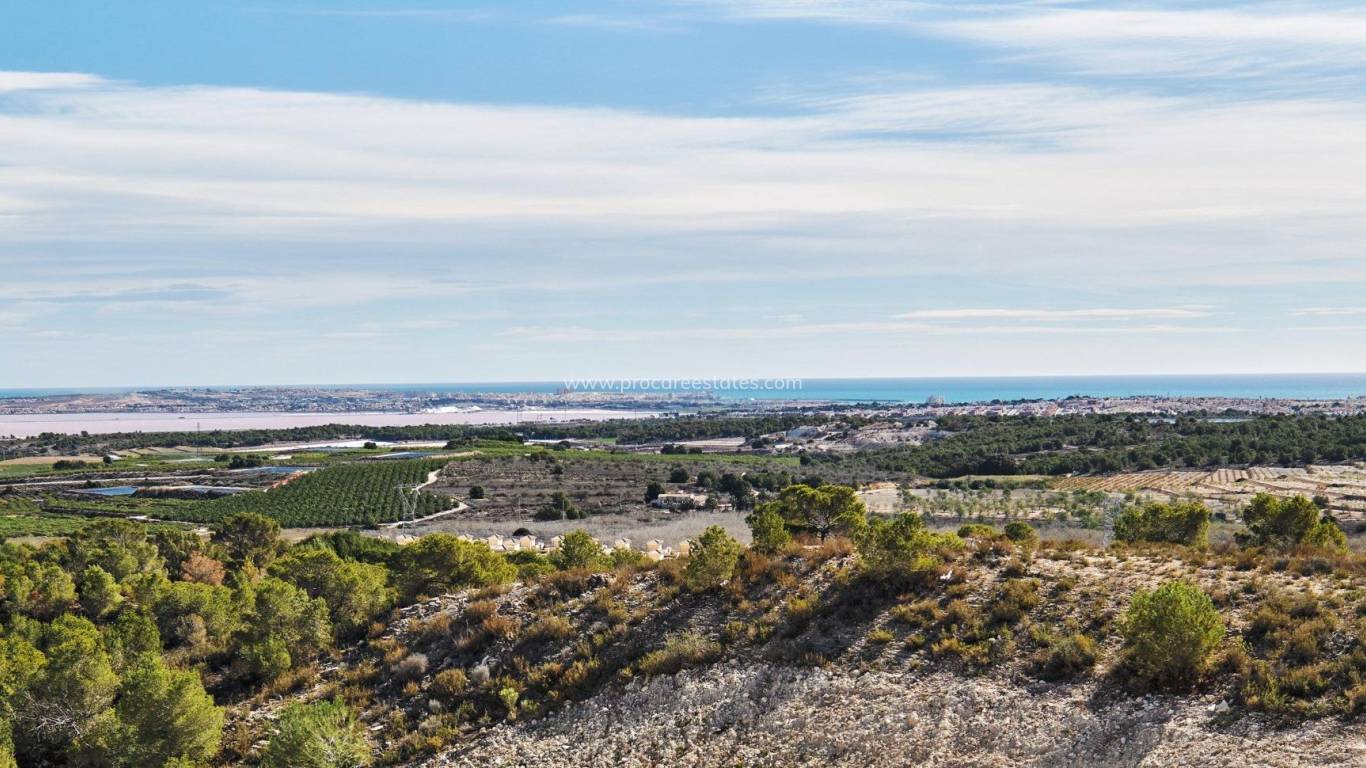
[1278,663,1330,698]
[1303,520,1348,551]
[857,513,959,585]
[430,668,468,700]
[260,698,371,768]
[608,547,648,569]
[498,686,520,718]
[989,579,1040,624]
[1003,521,1039,552]
[1031,632,1099,681]
[504,550,556,581]
[1113,500,1210,547]
[1239,660,1287,712]
[1240,494,1341,549]
[549,530,605,571]
[956,523,998,540]
[683,526,742,591]
[394,535,515,599]
[1120,580,1225,687]
[637,632,722,676]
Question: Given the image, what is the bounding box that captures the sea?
[4,373,1366,405]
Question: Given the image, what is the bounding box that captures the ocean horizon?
[4,373,1366,405]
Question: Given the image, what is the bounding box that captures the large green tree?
[1114,500,1210,547]
[107,656,223,767]
[68,520,163,582]
[763,484,867,541]
[1240,493,1346,550]
[271,548,393,639]
[18,615,119,759]
[394,534,515,599]
[212,512,284,570]
[236,578,331,681]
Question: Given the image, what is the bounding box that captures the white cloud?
[933,6,1366,82]
[0,71,104,93]
[3,74,1364,242]
[897,307,1215,321]
[1,58,1364,382]
[546,14,682,32]
[500,320,1241,344]
[0,66,1363,323]
[690,2,1366,84]
[1291,307,1366,317]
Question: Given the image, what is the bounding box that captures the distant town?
[3,385,1365,420]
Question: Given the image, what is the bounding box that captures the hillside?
[4,488,1364,767]
[226,535,1366,767]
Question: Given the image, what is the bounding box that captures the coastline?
[0,408,661,439]
[6,373,1366,405]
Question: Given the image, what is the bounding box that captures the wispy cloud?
[501,320,1242,344]
[5,283,235,306]
[686,2,1366,87]
[238,7,501,21]
[5,3,1366,384]
[896,307,1216,321]
[3,73,1364,242]
[545,13,683,33]
[0,71,104,93]
[1291,307,1366,317]
[932,5,1366,84]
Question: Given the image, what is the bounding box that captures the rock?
[417,664,1366,768]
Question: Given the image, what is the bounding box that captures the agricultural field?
[1052,463,1366,525]
[0,496,197,539]
[0,497,92,538]
[0,455,461,534]
[428,450,865,523]
[200,457,453,527]
[901,486,1116,528]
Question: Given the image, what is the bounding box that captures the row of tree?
[1113,493,1347,550]
[816,413,1366,477]
[7,414,828,459]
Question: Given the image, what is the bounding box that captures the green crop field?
[0,513,93,539]
[0,498,88,538]
[200,457,453,527]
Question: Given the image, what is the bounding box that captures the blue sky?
[3,1,1366,386]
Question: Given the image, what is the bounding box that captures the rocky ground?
[427,663,1365,768]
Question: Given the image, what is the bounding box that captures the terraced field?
[1054,464,1366,523]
